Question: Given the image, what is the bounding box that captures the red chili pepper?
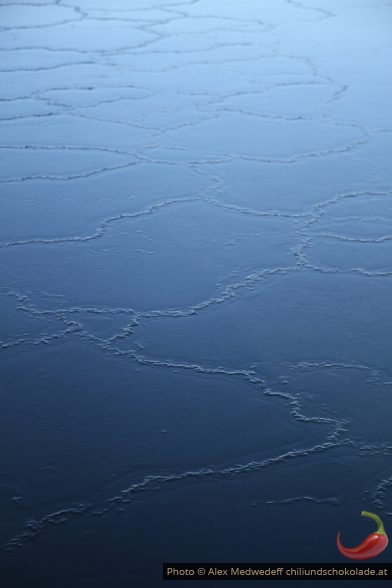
[337,511,388,560]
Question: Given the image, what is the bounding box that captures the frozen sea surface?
[0,1,391,586]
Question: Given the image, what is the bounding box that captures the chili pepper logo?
[337,511,388,560]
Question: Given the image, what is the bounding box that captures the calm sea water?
[1,0,391,586]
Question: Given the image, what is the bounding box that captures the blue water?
[1,1,391,586]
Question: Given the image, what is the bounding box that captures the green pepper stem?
[362,511,386,536]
